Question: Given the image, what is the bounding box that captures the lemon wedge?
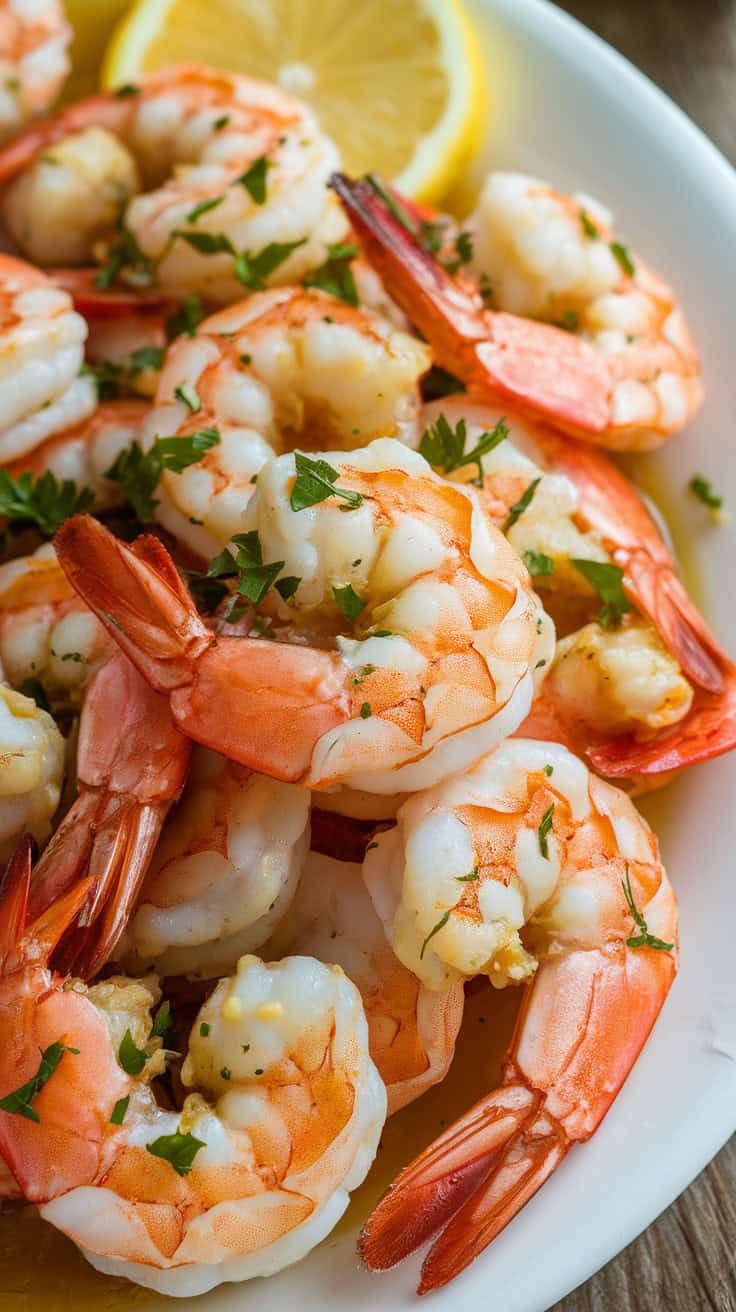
[102,0,485,202]
[61,0,132,104]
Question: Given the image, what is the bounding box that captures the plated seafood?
[0,33,730,1306]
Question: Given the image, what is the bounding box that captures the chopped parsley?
[114,83,140,98]
[199,531,287,612]
[174,229,235,257]
[504,477,541,532]
[118,1029,147,1076]
[537,804,555,859]
[571,558,632,629]
[290,452,362,511]
[622,867,674,951]
[555,309,580,333]
[0,468,94,537]
[238,155,270,204]
[220,1067,231,1081]
[419,910,451,960]
[610,241,636,277]
[359,701,372,718]
[214,114,230,131]
[110,1095,130,1125]
[150,1000,172,1040]
[146,1128,205,1176]
[333,583,366,620]
[186,195,224,225]
[199,1022,211,1038]
[95,223,151,290]
[443,229,474,273]
[106,429,220,521]
[353,664,375,685]
[130,345,165,374]
[0,1041,79,1122]
[543,764,554,777]
[456,866,480,882]
[174,382,202,414]
[688,475,723,512]
[419,412,508,488]
[579,209,600,240]
[234,238,307,290]
[274,575,301,601]
[166,294,205,341]
[304,242,359,305]
[523,549,554,577]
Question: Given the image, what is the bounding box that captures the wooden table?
[549,13,736,1310]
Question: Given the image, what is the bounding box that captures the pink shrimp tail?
[590,666,736,777]
[55,517,350,783]
[361,937,676,1292]
[0,93,132,185]
[330,173,611,439]
[28,650,191,978]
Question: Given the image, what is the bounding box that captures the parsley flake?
[571,558,632,629]
[621,867,674,951]
[538,804,555,859]
[118,1029,147,1076]
[151,1000,171,1040]
[199,1022,211,1038]
[106,429,220,521]
[290,452,362,512]
[359,702,372,718]
[456,866,480,883]
[235,239,307,290]
[304,242,359,305]
[420,413,508,488]
[579,209,600,239]
[504,477,541,532]
[110,1095,130,1125]
[174,382,202,414]
[610,241,636,277]
[523,549,554,577]
[419,910,451,960]
[186,195,224,225]
[0,469,94,537]
[689,475,723,512]
[166,294,205,341]
[238,155,270,204]
[333,583,366,620]
[146,1128,205,1176]
[0,1041,79,1123]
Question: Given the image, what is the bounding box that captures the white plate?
[210,4,736,1309]
[9,3,736,1309]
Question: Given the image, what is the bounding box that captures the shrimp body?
[359,739,678,1290]
[54,443,552,793]
[0,253,95,462]
[145,287,430,556]
[0,682,63,860]
[268,850,464,1116]
[5,398,148,524]
[333,174,701,452]
[0,66,346,300]
[0,544,112,706]
[0,0,70,144]
[0,853,386,1296]
[122,748,311,979]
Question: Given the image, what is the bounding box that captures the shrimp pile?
[0,49,730,1304]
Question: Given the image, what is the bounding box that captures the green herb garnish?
[610,241,635,277]
[419,910,451,960]
[290,452,362,512]
[174,383,202,413]
[238,155,270,204]
[0,1042,79,1122]
[105,429,220,521]
[504,478,541,532]
[151,1000,171,1040]
[456,867,480,883]
[0,468,94,537]
[146,1128,205,1176]
[689,475,723,512]
[304,242,359,305]
[419,413,508,488]
[537,804,555,859]
[579,209,600,239]
[622,867,674,951]
[571,558,632,629]
[333,583,366,620]
[235,239,307,290]
[523,549,554,577]
[166,294,205,341]
[118,1030,147,1076]
[110,1095,130,1125]
[186,196,224,225]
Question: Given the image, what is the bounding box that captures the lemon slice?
[102,0,485,203]
[61,0,132,104]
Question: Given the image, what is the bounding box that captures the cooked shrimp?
[27,649,191,977]
[360,738,678,1290]
[144,286,430,555]
[0,544,112,707]
[332,174,701,451]
[0,0,70,144]
[0,846,386,1296]
[54,441,553,792]
[421,396,728,696]
[0,681,63,860]
[0,66,347,301]
[5,399,149,519]
[268,850,464,1116]
[0,252,95,462]
[121,747,311,979]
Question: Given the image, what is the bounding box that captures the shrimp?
[4,399,149,519]
[143,286,430,556]
[0,844,386,1296]
[359,738,678,1290]
[0,681,63,861]
[0,544,112,708]
[26,648,191,978]
[331,173,701,452]
[268,850,464,1116]
[0,252,96,463]
[53,439,553,793]
[0,66,348,302]
[121,747,311,979]
[0,0,70,144]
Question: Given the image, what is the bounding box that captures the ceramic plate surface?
[7,3,736,1309]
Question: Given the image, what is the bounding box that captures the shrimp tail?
[330,173,611,437]
[27,650,191,977]
[54,516,214,691]
[362,936,676,1292]
[55,517,350,783]
[590,669,736,777]
[624,552,726,693]
[0,838,95,968]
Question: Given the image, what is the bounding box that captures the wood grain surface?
[549,10,735,1310]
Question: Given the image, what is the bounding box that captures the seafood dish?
[0,2,733,1303]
